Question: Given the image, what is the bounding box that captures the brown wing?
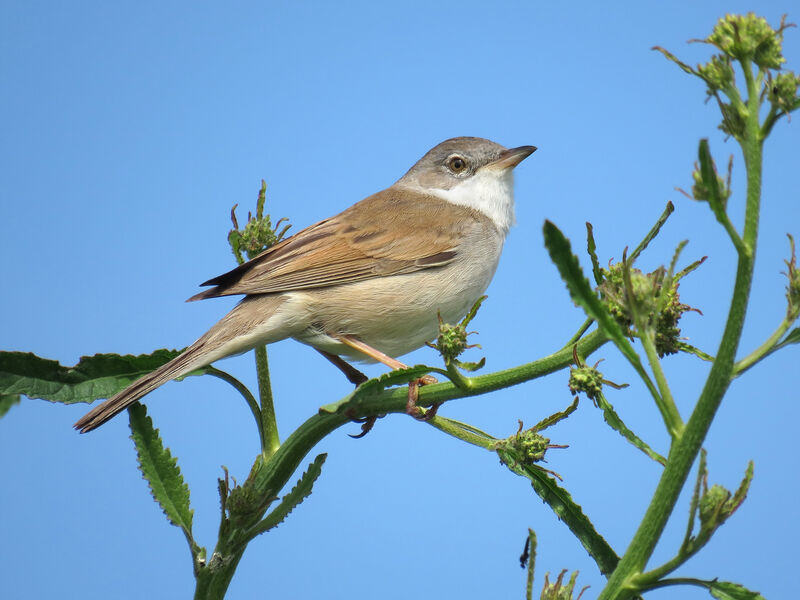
[188,187,482,301]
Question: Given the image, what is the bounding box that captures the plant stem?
[254,345,280,457]
[192,320,609,599]
[638,330,682,438]
[205,367,264,444]
[733,312,796,376]
[194,551,245,600]
[565,318,594,346]
[426,415,497,449]
[598,60,763,599]
[251,329,609,496]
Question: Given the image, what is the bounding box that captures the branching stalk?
[599,46,766,599]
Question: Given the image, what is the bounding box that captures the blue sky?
[1,2,798,598]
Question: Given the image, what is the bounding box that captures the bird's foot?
[345,410,386,438]
[406,376,440,421]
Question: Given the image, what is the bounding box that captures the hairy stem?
[254,345,280,457]
[733,312,797,376]
[598,60,763,599]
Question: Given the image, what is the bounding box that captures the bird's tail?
[73,342,208,433]
[74,294,292,433]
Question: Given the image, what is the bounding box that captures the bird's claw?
[346,411,385,438]
[406,377,440,421]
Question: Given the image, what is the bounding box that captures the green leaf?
[533,396,579,431]
[698,140,730,226]
[454,357,486,372]
[248,453,327,538]
[504,454,619,576]
[542,221,639,367]
[653,45,699,76]
[0,394,21,418]
[630,201,675,262]
[675,342,715,362]
[594,393,666,464]
[708,580,766,600]
[128,403,199,557]
[586,222,604,285]
[0,349,207,405]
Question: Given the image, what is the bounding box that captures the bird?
[74,137,535,433]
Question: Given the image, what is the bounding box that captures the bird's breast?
[292,229,504,361]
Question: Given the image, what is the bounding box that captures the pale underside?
[190,187,505,364]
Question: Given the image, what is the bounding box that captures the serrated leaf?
[542,222,639,366]
[533,396,579,431]
[0,394,21,418]
[698,140,731,228]
[501,452,619,576]
[586,222,604,285]
[594,393,666,464]
[128,403,198,556]
[653,45,698,76]
[248,453,327,538]
[630,201,675,262]
[708,580,766,600]
[676,342,715,362]
[455,357,486,372]
[0,349,207,405]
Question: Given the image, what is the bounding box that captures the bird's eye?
[447,155,467,173]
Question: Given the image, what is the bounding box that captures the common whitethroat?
[75,137,535,432]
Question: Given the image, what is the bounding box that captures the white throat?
[422,168,516,234]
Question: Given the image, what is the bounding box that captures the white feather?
[426,168,516,233]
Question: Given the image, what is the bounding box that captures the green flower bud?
[494,429,551,464]
[699,483,731,529]
[690,160,731,206]
[708,13,786,69]
[568,364,604,401]
[241,215,280,259]
[696,54,735,92]
[434,321,470,363]
[541,570,587,600]
[599,262,699,357]
[598,263,658,330]
[770,71,800,120]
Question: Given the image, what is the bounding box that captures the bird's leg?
[336,334,438,420]
[316,349,369,386]
[316,348,381,437]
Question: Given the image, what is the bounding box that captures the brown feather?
[188,188,480,301]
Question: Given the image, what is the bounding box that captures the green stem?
[565,318,594,346]
[598,61,763,600]
[192,327,608,599]
[194,551,245,600]
[714,204,746,255]
[251,329,609,495]
[637,577,717,593]
[254,346,280,457]
[622,260,682,438]
[634,544,698,587]
[205,367,264,444]
[733,311,797,376]
[638,330,682,438]
[426,415,497,449]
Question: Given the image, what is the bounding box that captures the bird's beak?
[487,145,537,170]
